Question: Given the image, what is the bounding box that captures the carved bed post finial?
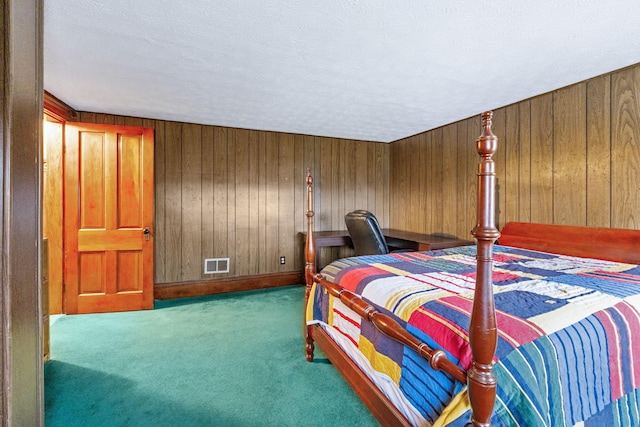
[304,167,316,361]
[469,111,500,426]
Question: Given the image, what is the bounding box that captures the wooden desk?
[299,229,473,266]
[307,230,353,248]
[382,229,473,251]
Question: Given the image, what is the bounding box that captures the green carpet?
[45,285,379,426]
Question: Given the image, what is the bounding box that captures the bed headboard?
[499,222,640,264]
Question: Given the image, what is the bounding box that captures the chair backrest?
[344,210,389,256]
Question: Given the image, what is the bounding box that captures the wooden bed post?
[304,168,316,362]
[468,111,500,426]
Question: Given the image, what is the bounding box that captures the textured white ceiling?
[44,1,640,143]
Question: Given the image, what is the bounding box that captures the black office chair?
[344,210,389,256]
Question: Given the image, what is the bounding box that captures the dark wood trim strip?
[154,271,305,300]
[2,0,45,424]
[43,91,77,122]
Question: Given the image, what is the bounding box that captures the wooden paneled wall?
[76,61,640,283]
[390,63,640,237]
[77,112,389,283]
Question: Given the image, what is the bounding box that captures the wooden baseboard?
[154,271,305,300]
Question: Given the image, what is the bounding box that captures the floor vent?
[204,258,230,274]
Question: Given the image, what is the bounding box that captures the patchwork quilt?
[306,245,640,426]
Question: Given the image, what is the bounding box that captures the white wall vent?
[204,258,230,274]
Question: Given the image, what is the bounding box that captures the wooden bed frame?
[302,111,640,426]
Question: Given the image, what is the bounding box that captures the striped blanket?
[306,245,640,426]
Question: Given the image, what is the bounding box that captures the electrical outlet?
[279,256,285,265]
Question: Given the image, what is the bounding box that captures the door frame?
[1,0,44,424]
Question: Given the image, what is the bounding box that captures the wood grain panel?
[248,130,262,274]
[612,67,640,229]
[79,132,106,228]
[293,134,306,271]
[530,94,554,225]
[124,116,143,127]
[235,129,250,276]
[334,138,347,260]
[201,125,215,276]
[441,124,457,235]
[422,131,434,233]
[455,120,469,238]
[491,108,507,230]
[417,133,428,234]
[336,138,349,259]
[553,83,587,226]
[586,75,611,227]
[313,137,324,225]
[518,101,531,222]
[213,127,229,272]
[504,104,520,223]
[430,128,444,233]
[407,134,421,232]
[382,143,391,227]
[278,133,295,272]
[152,121,166,282]
[466,115,480,238]
[257,131,268,273]
[43,121,64,314]
[389,64,640,239]
[117,134,143,228]
[226,129,237,276]
[181,123,202,280]
[355,141,369,211]
[331,138,343,231]
[318,136,334,267]
[390,137,407,229]
[318,136,332,232]
[164,122,183,281]
[343,139,356,221]
[265,132,279,272]
[79,252,104,294]
[117,251,141,292]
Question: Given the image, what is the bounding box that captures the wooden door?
[64,123,154,314]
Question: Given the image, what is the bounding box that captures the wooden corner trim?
[43,91,77,122]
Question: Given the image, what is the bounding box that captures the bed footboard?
[311,272,467,383]
[303,112,499,426]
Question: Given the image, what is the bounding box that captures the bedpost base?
[305,324,315,362]
[467,360,497,426]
